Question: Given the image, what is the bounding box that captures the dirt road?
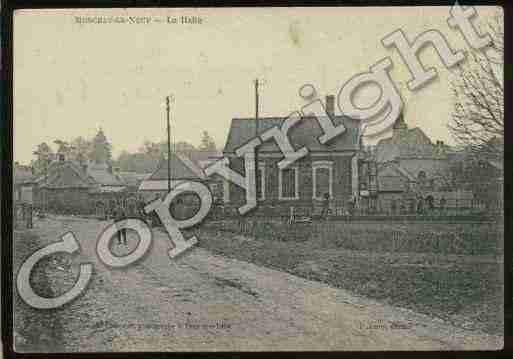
[15,216,503,351]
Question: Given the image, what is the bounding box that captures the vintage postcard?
[11,6,504,352]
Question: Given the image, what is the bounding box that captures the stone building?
[362,113,454,213]
[375,113,451,181]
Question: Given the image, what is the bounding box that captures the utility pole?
[166,96,172,193]
[33,151,49,214]
[255,79,260,138]
[254,79,260,200]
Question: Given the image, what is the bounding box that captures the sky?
[13,6,500,164]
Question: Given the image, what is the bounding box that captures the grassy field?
[197,219,504,335]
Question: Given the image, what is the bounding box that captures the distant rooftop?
[223,115,361,154]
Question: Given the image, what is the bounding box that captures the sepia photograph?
[10,6,504,352]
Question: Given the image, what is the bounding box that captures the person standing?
[439,196,447,215]
[426,195,435,213]
[321,193,330,219]
[417,196,425,215]
[115,205,128,245]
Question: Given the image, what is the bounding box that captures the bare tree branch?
[448,12,503,159]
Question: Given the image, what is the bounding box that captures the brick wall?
[226,153,355,213]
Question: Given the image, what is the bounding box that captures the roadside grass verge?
[13,230,71,352]
[197,219,503,335]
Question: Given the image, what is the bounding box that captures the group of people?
[319,192,449,218]
[390,195,447,215]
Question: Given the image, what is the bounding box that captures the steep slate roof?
[39,161,96,189]
[39,160,127,189]
[223,116,361,154]
[375,117,449,163]
[184,150,223,169]
[118,171,152,188]
[86,162,125,186]
[147,152,205,181]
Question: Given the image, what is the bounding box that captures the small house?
[138,152,208,202]
[221,95,362,216]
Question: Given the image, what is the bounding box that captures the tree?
[69,136,91,164]
[53,139,73,157]
[175,141,196,156]
[141,140,197,158]
[448,13,503,159]
[199,131,216,151]
[116,140,197,173]
[32,142,54,176]
[115,150,160,173]
[141,140,164,160]
[89,128,112,164]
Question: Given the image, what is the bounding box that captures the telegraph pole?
[254,79,260,199]
[166,96,172,193]
[255,79,260,138]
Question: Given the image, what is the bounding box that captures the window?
[256,163,265,200]
[312,161,333,200]
[279,167,299,200]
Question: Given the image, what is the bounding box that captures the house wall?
[20,186,33,203]
[225,153,355,216]
[35,188,93,214]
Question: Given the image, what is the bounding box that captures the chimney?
[326,95,335,117]
[58,153,65,162]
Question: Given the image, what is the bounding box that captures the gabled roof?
[184,150,223,169]
[39,161,96,189]
[118,171,152,187]
[86,162,125,187]
[223,116,360,154]
[39,160,127,189]
[375,117,448,162]
[146,152,205,181]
